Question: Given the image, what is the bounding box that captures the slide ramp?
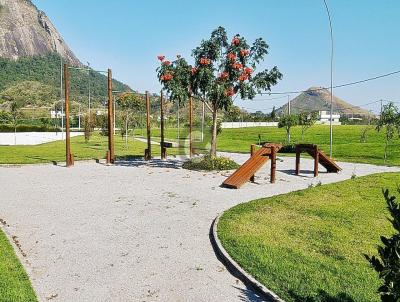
[222,144,281,189]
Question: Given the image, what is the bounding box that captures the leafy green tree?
[298,111,318,141]
[116,93,145,146]
[376,102,400,163]
[278,114,298,143]
[365,188,400,302]
[157,26,282,156]
[270,106,276,121]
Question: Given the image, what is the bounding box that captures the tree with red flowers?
[157,26,282,156]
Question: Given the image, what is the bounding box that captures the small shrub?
[182,154,239,171]
[0,124,60,132]
[365,187,400,301]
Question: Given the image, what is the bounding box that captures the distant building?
[317,111,341,125]
[50,110,64,119]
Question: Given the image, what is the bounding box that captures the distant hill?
[0,0,81,65]
[277,87,371,117]
[0,53,131,107]
[0,0,131,108]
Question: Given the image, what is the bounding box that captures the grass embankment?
[0,133,186,164]
[0,228,37,301]
[217,125,400,166]
[218,173,400,302]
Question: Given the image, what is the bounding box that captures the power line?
[259,69,400,96]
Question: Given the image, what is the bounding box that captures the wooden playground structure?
[222,143,341,189]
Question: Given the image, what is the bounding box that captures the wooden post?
[189,94,193,158]
[270,146,277,183]
[64,64,73,167]
[145,91,151,160]
[250,144,256,182]
[314,145,319,177]
[295,145,300,175]
[107,69,114,164]
[160,91,166,160]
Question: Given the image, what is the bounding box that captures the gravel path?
[1,153,399,302]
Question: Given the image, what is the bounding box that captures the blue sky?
[33,0,400,113]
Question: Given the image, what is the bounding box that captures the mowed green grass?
[217,125,400,166]
[218,173,400,302]
[1,125,399,165]
[0,229,37,302]
[0,132,186,164]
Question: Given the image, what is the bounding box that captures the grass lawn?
[218,172,400,302]
[216,125,400,166]
[0,132,186,164]
[1,125,399,165]
[0,229,37,302]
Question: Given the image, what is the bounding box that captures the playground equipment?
[64,64,115,166]
[222,143,341,189]
[295,144,341,177]
[222,143,282,189]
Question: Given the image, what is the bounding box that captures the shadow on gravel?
[279,169,328,176]
[235,286,269,302]
[289,290,355,302]
[113,158,184,169]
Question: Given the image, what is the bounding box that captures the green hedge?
[0,124,61,132]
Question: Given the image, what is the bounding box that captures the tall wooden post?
[295,146,300,175]
[250,144,256,182]
[314,145,319,177]
[160,91,166,160]
[64,64,73,167]
[189,94,193,158]
[145,91,151,160]
[107,69,114,164]
[270,146,277,183]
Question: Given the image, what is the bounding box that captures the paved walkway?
[1,153,398,301]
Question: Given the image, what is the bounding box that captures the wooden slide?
[222,143,282,189]
[295,144,341,176]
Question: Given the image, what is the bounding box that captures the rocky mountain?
[0,0,81,66]
[277,87,371,117]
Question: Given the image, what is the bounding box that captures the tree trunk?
[210,106,218,157]
[384,139,388,163]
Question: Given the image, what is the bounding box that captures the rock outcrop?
[0,0,82,66]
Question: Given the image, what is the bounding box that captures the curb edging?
[211,213,285,302]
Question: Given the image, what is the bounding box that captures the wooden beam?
[145,91,151,160]
[250,144,256,182]
[64,64,73,167]
[270,146,277,183]
[314,145,319,177]
[107,69,115,164]
[189,94,193,158]
[160,91,166,159]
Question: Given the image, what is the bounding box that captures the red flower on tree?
[162,60,171,66]
[157,55,165,61]
[227,53,236,61]
[225,88,235,97]
[199,57,211,65]
[240,49,250,57]
[219,72,229,80]
[232,63,243,70]
[244,67,253,75]
[232,37,240,46]
[191,67,198,75]
[161,73,173,81]
[238,73,249,81]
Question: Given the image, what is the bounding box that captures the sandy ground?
[0,132,83,145]
[0,153,399,302]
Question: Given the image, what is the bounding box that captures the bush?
[0,124,60,132]
[365,188,400,301]
[182,154,239,171]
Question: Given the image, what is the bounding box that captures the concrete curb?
[211,213,285,302]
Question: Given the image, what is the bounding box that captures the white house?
[317,111,341,125]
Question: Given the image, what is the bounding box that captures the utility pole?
[107,69,114,164]
[87,61,91,125]
[64,64,73,167]
[287,95,291,115]
[60,57,64,140]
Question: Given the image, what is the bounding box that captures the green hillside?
[0,53,131,107]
